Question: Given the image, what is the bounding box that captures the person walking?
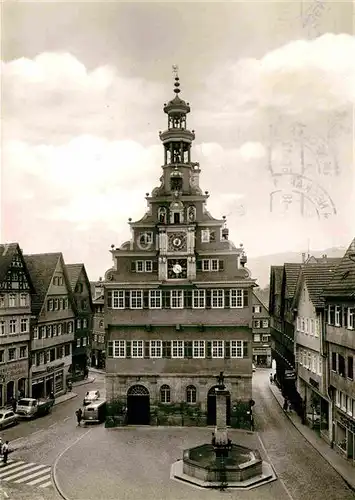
[2,441,9,464]
[269,373,274,384]
[75,408,83,426]
[283,397,289,412]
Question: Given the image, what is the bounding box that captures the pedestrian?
[2,441,9,464]
[11,398,17,413]
[283,398,289,412]
[269,373,273,384]
[75,408,83,426]
[84,367,89,379]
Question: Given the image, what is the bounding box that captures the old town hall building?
[104,75,256,426]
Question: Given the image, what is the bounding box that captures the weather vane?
[172,64,179,78]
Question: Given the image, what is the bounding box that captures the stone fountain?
[171,372,276,490]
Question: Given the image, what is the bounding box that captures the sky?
[1,1,354,282]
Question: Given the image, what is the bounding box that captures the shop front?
[31,362,66,398]
[253,347,271,367]
[334,409,355,466]
[0,360,29,406]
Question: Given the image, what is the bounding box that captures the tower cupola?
[159,66,195,166]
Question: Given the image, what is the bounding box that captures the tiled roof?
[65,264,84,291]
[300,261,341,308]
[0,243,21,282]
[24,253,61,315]
[323,238,355,298]
[284,263,302,299]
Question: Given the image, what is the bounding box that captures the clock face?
[137,232,153,250]
[168,259,187,279]
[168,232,187,252]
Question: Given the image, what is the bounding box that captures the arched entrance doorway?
[127,385,150,425]
[18,378,26,398]
[6,381,15,404]
[207,386,231,426]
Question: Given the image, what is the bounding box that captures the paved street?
[1,369,354,500]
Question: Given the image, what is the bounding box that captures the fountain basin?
[183,443,262,483]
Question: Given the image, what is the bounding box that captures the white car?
[83,390,100,406]
[0,410,18,429]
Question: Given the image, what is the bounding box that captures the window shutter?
[107,291,112,308]
[125,291,130,308]
[184,340,193,358]
[243,341,249,358]
[206,289,211,309]
[225,340,230,358]
[243,290,249,307]
[219,260,224,271]
[186,290,192,308]
[344,307,348,327]
[144,341,150,358]
[152,260,158,272]
[196,260,202,271]
[131,261,136,272]
[108,341,113,357]
[206,341,212,358]
[143,291,149,309]
[225,290,230,308]
[126,340,131,358]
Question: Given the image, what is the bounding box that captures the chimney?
[301,252,306,263]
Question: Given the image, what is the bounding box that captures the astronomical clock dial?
[137,231,153,250]
[167,232,187,252]
[168,259,187,279]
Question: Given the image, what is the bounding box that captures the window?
[57,324,62,335]
[230,289,242,308]
[253,334,260,342]
[132,340,144,358]
[145,261,153,272]
[150,340,162,358]
[9,319,17,334]
[309,319,314,335]
[57,346,64,358]
[20,318,28,333]
[0,294,5,307]
[193,290,205,309]
[335,389,340,407]
[9,294,16,307]
[193,340,205,358]
[318,356,322,376]
[262,320,269,328]
[0,321,5,335]
[68,322,73,334]
[253,306,261,313]
[212,340,224,358]
[338,354,345,377]
[160,385,171,404]
[130,290,143,309]
[347,356,354,380]
[54,299,59,310]
[201,230,210,243]
[47,325,52,338]
[305,318,309,334]
[300,317,305,332]
[53,324,57,336]
[230,340,243,358]
[18,346,27,359]
[211,289,224,308]
[65,344,71,356]
[149,290,162,309]
[335,306,341,326]
[8,348,16,361]
[172,340,184,358]
[315,319,320,337]
[50,348,55,362]
[186,385,197,404]
[254,320,261,328]
[136,261,144,272]
[262,335,270,342]
[33,327,38,339]
[331,352,337,371]
[202,259,210,271]
[76,338,81,347]
[348,308,354,329]
[347,396,352,416]
[20,293,27,307]
[82,337,87,346]
[113,340,126,358]
[170,290,183,309]
[0,350,4,363]
[77,319,81,329]
[211,259,219,271]
[83,319,87,328]
[113,290,125,309]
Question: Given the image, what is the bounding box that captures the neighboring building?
[66,264,93,375]
[252,291,271,367]
[0,243,34,405]
[323,239,355,466]
[90,280,105,369]
[104,74,256,426]
[24,253,76,398]
[292,261,340,444]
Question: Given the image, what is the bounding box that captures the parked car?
[0,409,18,429]
[83,390,100,406]
[16,397,54,419]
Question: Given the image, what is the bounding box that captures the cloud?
[206,33,355,117]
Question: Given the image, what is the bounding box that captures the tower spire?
[172,64,181,95]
